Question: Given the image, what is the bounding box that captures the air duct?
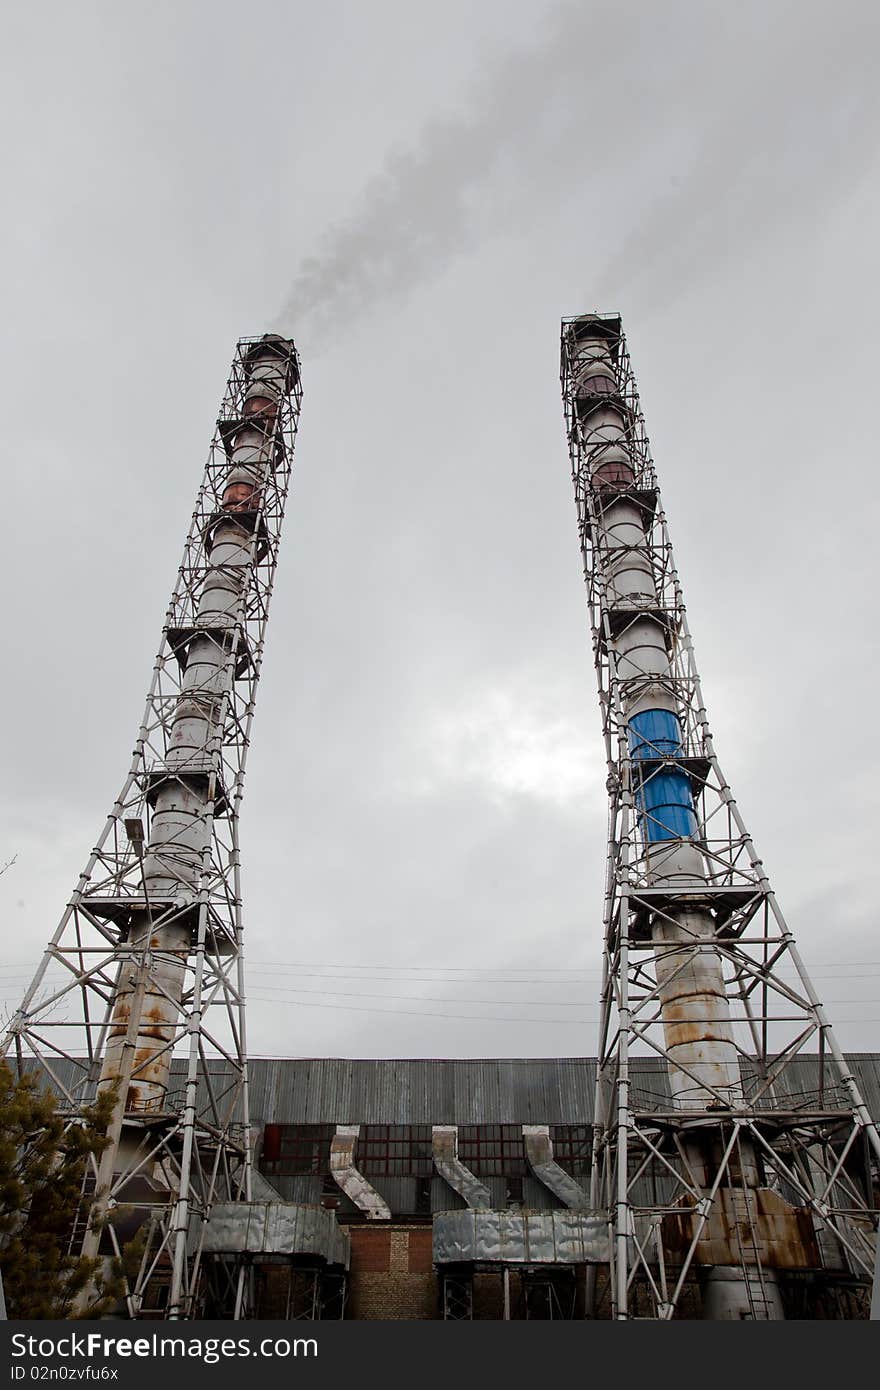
[432,1126,491,1209]
[330,1125,391,1220]
[523,1125,589,1209]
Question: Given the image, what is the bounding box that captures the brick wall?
[347,1224,438,1319]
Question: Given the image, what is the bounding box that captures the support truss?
[561,313,880,1319]
[3,334,302,1319]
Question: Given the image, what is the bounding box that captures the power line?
[246,984,880,1008]
[244,996,880,1026]
[248,986,591,1007]
[245,989,880,1026]
[247,968,597,985]
[1,974,878,1014]
[3,960,880,982]
[244,996,589,1024]
[3,970,879,1010]
[245,958,880,972]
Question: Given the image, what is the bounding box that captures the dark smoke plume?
[275,2,879,346]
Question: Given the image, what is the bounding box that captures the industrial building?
[235,1054,880,1321]
[4,318,879,1320]
[35,1052,880,1320]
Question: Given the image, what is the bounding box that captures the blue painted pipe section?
[628,709,696,841]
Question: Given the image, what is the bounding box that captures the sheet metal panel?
[374,1176,422,1215]
[431,1174,464,1211]
[267,1175,324,1206]
[332,1059,355,1120]
[433,1209,610,1265]
[200,1202,349,1267]
[246,1057,605,1124]
[852,1054,880,1120]
[452,1061,478,1124]
[408,1060,433,1123]
[33,1054,880,1126]
[484,1176,508,1211]
[431,1060,456,1123]
[522,1175,556,1211]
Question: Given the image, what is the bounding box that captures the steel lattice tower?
[561,313,880,1319]
[3,334,302,1319]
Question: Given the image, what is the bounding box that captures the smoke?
[274,1,880,347]
[271,2,642,345]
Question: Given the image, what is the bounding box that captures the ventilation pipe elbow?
[432,1126,492,1209]
[523,1125,590,1209]
[330,1125,390,1221]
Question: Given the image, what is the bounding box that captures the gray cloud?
[272,2,642,345]
[594,6,880,314]
[276,2,879,347]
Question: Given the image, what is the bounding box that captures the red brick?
[408,1230,434,1274]
[349,1228,391,1273]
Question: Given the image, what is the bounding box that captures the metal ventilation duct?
[330,1125,391,1220]
[432,1126,492,1209]
[522,1125,590,1209]
[433,1209,610,1265]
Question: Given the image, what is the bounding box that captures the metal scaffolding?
[560,313,880,1319]
[2,334,302,1319]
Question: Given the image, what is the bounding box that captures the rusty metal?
[663,1187,820,1270]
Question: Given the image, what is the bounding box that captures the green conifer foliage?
[0,1063,139,1318]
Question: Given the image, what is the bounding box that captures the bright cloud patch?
[419,687,602,806]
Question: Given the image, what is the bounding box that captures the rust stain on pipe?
[221,481,262,512]
[663,1188,821,1269]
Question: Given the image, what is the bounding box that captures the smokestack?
[98,336,299,1120]
[8,331,303,1320]
[564,314,787,1319]
[570,320,742,1114]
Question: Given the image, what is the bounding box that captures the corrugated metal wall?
[36,1054,880,1125]
[246,1057,597,1124]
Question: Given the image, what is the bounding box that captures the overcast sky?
[1,0,878,1059]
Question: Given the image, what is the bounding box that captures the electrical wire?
[3,960,880,982]
[2,972,878,1012]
